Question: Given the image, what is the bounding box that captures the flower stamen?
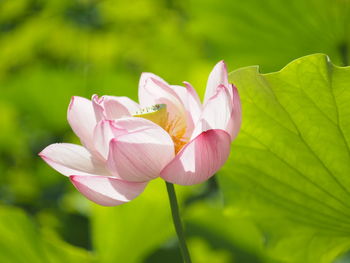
[134,104,188,153]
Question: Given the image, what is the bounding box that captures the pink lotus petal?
[103,96,140,119]
[192,85,233,139]
[183,81,202,113]
[93,120,113,160]
[93,120,130,160]
[39,143,109,177]
[138,73,187,135]
[170,83,202,137]
[67,96,97,151]
[138,72,168,102]
[204,61,230,104]
[107,117,175,182]
[92,95,140,121]
[161,129,231,185]
[70,175,147,206]
[92,94,105,122]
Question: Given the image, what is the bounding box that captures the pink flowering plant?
[40,61,241,262]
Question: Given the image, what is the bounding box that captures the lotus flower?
[39,61,241,206]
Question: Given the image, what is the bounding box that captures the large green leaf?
[220,54,350,262]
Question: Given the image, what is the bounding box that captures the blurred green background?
[0,0,349,262]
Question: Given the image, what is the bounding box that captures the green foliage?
[221,54,350,262]
[0,206,93,263]
[91,179,174,263]
[188,0,350,72]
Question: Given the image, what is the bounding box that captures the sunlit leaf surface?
[220,54,350,262]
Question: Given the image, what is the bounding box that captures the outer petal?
[39,143,109,177]
[92,95,140,121]
[191,85,233,139]
[170,83,202,137]
[138,73,187,136]
[70,175,147,206]
[93,120,130,160]
[93,120,113,160]
[138,73,168,106]
[107,117,175,182]
[203,61,230,104]
[160,129,231,185]
[103,96,140,119]
[183,81,202,111]
[67,96,97,151]
[92,95,105,122]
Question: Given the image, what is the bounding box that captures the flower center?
[134,104,168,128]
[134,104,188,153]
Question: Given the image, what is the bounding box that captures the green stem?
[165,182,192,263]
